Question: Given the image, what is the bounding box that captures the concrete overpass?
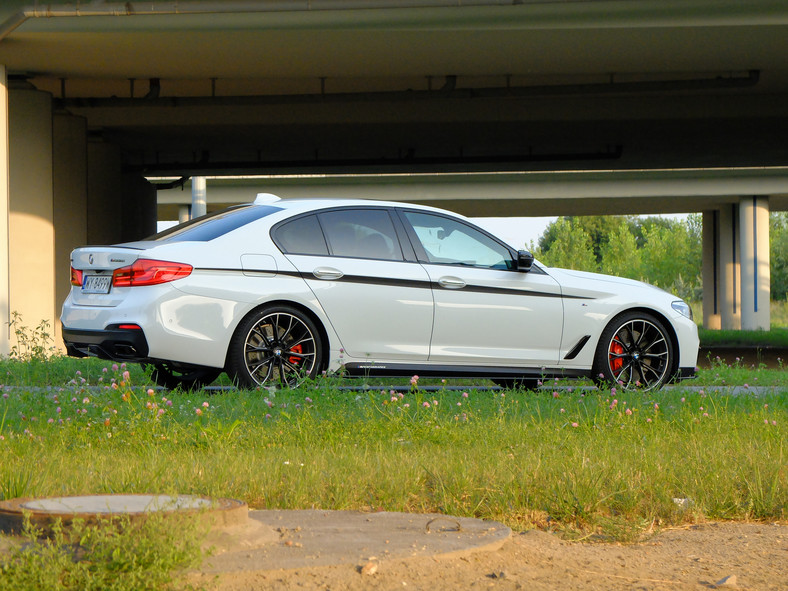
[1,0,787,355]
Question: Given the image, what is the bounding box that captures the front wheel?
[226,305,323,389]
[593,312,675,391]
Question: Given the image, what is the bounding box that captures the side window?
[318,209,403,261]
[273,214,329,255]
[401,211,514,270]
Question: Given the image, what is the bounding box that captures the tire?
[143,362,221,391]
[226,305,323,389]
[492,378,540,391]
[593,311,675,391]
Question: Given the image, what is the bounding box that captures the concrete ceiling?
[0,1,786,89]
[1,0,787,214]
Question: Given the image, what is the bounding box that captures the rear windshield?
[147,205,282,242]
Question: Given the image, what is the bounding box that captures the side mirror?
[517,250,534,272]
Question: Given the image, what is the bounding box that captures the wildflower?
[432,400,438,406]
[2,392,7,399]
[552,391,559,398]
[147,389,155,397]
[56,407,61,414]
[703,412,709,417]
[403,403,410,408]
[571,422,579,428]
[410,374,419,387]
[158,409,165,417]
[112,363,119,371]
[166,400,172,407]
[391,396,398,403]
[457,402,462,407]
[195,408,203,416]
[422,401,430,408]
[654,403,659,411]
[264,413,272,420]
[681,397,686,403]
[104,418,110,427]
[102,367,108,373]
[202,401,209,408]
[764,419,769,425]
[646,418,652,423]
[462,391,468,398]
[305,397,313,404]
[82,397,90,404]
[47,418,54,424]
[625,408,632,416]
[106,432,112,438]
[560,408,565,413]
[772,420,777,426]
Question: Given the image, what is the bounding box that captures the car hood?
[544,266,672,299]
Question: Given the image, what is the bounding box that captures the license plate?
[82,275,112,294]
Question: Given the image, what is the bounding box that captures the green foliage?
[0,514,206,591]
[772,212,788,301]
[533,218,596,271]
[536,213,705,300]
[599,223,642,279]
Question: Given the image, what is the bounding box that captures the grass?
[0,346,785,587]
[699,327,788,348]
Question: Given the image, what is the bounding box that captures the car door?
[273,207,433,361]
[398,209,564,366]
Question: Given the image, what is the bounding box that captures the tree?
[639,220,701,299]
[599,223,642,279]
[535,218,596,271]
[771,212,788,301]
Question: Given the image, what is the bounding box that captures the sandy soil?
[200,521,786,591]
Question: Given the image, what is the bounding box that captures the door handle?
[438,276,466,289]
[312,267,344,280]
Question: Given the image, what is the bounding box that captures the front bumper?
[62,324,149,362]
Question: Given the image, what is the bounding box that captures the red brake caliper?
[610,342,624,372]
[288,343,303,366]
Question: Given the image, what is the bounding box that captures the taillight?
[70,267,83,286]
[112,259,192,287]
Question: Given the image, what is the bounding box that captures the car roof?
[248,194,467,219]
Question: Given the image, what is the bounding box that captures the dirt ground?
[199,521,786,591]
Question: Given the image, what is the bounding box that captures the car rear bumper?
[62,325,150,362]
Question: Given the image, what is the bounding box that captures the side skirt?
[343,362,591,381]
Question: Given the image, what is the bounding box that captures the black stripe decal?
[344,362,589,380]
[194,268,594,300]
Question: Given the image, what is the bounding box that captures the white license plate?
[82,275,112,294]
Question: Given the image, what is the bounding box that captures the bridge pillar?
[739,196,770,330]
[702,199,771,331]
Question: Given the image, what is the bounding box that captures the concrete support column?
[739,196,770,330]
[87,140,123,246]
[191,176,207,219]
[701,210,721,330]
[53,113,88,348]
[0,66,9,356]
[8,83,55,347]
[718,204,741,330]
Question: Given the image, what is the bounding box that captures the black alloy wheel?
[226,305,322,389]
[594,311,675,391]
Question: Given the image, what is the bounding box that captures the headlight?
[671,300,692,320]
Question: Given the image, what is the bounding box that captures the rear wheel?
[594,311,675,391]
[226,305,323,389]
[144,362,221,391]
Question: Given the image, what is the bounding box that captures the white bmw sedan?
[62,194,699,391]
